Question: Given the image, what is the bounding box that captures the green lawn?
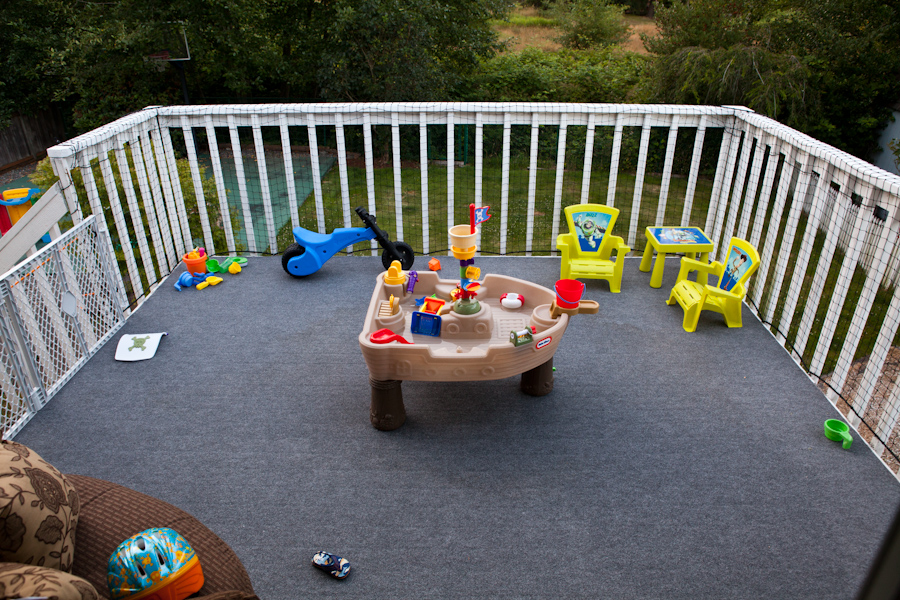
[281,161,715,257]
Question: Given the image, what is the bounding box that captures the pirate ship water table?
[358,205,598,430]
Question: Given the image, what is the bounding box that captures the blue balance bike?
[282,206,414,277]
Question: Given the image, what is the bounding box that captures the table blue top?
[647,227,712,246]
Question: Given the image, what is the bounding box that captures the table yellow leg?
[639,240,654,273]
[698,252,710,286]
[650,251,667,288]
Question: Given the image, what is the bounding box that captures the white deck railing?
[3,102,900,478]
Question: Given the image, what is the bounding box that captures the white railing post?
[205,115,237,253]
[793,170,856,361]
[96,141,143,299]
[48,155,83,223]
[809,183,875,377]
[706,115,741,249]
[761,149,813,324]
[279,114,301,233]
[829,194,895,408]
[748,136,781,250]
[500,112,511,255]
[363,112,377,255]
[335,112,352,232]
[227,115,256,252]
[752,144,797,308]
[526,112,539,255]
[391,112,404,243]
[179,117,215,255]
[628,115,652,248]
[306,112,326,236]
[419,112,430,254]
[656,114,680,226]
[158,124,192,255]
[446,110,455,248]
[681,115,707,226]
[137,128,178,269]
[607,114,623,207]
[251,114,278,253]
[580,113,596,206]
[551,113,567,251]
[776,159,833,342]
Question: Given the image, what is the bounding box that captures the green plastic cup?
[824,419,852,450]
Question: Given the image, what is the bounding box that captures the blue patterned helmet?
[107,527,204,600]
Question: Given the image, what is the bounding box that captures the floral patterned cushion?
[0,441,79,572]
[0,562,98,600]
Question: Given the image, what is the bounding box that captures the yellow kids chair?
[666,237,760,332]
[556,203,630,293]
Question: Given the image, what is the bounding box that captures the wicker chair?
[67,474,259,600]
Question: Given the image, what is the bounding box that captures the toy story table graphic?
[639,226,714,288]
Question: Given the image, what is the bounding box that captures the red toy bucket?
[555,279,585,309]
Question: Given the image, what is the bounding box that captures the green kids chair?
[556,203,631,293]
[666,237,760,332]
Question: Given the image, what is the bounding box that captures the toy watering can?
[824,419,852,450]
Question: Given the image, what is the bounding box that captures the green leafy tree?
[2,0,513,131]
[313,0,511,101]
[889,138,900,172]
[0,0,78,127]
[551,0,630,50]
[459,47,646,103]
[638,0,900,159]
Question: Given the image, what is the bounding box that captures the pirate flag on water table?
[469,204,491,233]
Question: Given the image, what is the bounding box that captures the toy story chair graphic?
[556,204,631,293]
[666,237,760,332]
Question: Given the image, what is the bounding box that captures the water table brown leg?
[520,357,554,396]
[369,377,406,431]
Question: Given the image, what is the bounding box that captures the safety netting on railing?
[49,104,736,303]
[703,112,900,476]
[43,102,900,477]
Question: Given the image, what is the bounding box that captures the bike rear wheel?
[382,242,414,271]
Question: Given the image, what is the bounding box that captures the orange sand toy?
[182,249,207,274]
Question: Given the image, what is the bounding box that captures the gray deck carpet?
[15,255,900,600]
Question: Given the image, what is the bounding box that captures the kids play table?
[358,270,576,431]
[639,226,714,288]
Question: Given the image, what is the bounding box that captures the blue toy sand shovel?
[824,419,852,450]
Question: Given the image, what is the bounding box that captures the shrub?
[458,46,647,103]
[551,0,630,50]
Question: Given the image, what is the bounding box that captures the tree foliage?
[458,47,646,103]
[314,0,508,101]
[0,0,79,127]
[1,0,511,131]
[638,0,900,158]
[551,0,631,50]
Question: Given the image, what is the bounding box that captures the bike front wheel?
[282,243,307,277]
